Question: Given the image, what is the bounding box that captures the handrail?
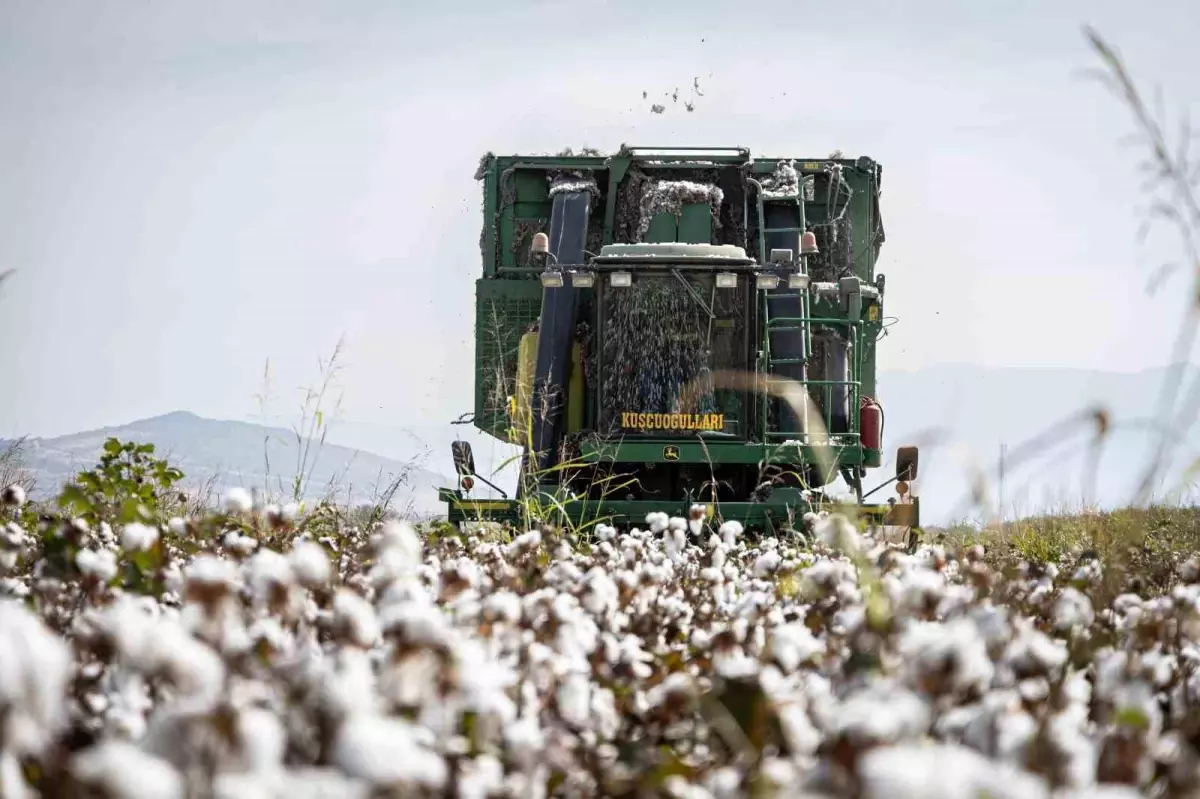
[620,146,750,157]
[767,316,857,326]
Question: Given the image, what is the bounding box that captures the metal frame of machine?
[440,145,919,535]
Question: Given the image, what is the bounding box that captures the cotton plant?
[6,486,1200,796]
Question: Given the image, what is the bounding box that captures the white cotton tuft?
[223,531,258,555]
[290,539,331,587]
[77,548,119,582]
[121,522,159,553]
[815,513,861,553]
[223,487,253,514]
[1053,587,1095,631]
[718,520,743,548]
[70,740,184,799]
[332,714,447,789]
[185,553,241,593]
[754,550,781,578]
[2,484,26,507]
[334,589,381,648]
[857,742,1050,799]
[0,600,72,755]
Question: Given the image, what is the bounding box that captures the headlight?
[609,271,633,287]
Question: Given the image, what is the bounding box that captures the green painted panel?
[578,438,864,467]
[678,203,712,244]
[644,212,676,243]
[514,171,550,202]
[474,278,543,438]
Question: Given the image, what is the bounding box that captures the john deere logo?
[663,445,680,461]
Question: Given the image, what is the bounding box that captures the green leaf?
[57,484,93,514]
[78,472,101,492]
[131,548,159,573]
[1115,705,1150,731]
[104,438,123,456]
[119,498,150,524]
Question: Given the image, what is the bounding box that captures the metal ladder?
[756,180,814,441]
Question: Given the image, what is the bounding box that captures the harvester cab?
[440,145,919,536]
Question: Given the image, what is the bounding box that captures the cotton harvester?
[440,145,919,535]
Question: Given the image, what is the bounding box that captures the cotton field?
[0,482,1197,799]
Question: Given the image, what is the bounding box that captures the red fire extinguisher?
[860,396,883,451]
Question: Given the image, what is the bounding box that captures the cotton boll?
[0,751,32,799]
[815,513,861,553]
[1053,587,1095,631]
[223,532,258,556]
[718,520,742,548]
[832,680,931,747]
[1005,623,1068,679]
[506,530,542,556]
[120,522,159,553]
[857,743,1050,799]
[753,550,781,579]
[70,740,184,799]
[333,714,447,790]
[186,554,240,594]
[556,671,592,728]
[503,716,546,770]
[1,484,26,507]
[768,623,825,673]
[457,755,505,799]
[77,548,119,582]
[247,549,293,597]
[229,707,287,772]
[224,487,253,514]
[334,589,381,649]
[0,600,71,756]
[215,769,371,799]
[148,624,227,706]
[290,540,331,588]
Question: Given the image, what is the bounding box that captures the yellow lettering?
[618,411,725,431]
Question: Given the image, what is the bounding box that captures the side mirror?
[896,446,918,481]
[451,441,476,476]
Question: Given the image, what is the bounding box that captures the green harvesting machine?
[441,145,920,535]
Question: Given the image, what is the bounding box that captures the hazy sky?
[2,0,1199,443]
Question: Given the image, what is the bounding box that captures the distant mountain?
[3,411,451,517]
[8,364,1199,528]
